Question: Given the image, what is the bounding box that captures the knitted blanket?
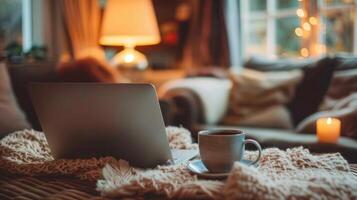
[1,128,357,199]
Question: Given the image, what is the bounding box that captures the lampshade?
[100,0,161,47]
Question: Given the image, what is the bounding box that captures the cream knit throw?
[1,128,357,199]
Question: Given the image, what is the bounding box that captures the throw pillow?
[225,68,303,129]
[244,56,339,126]
[0,63,31,138]
[224,105,293,129]
[287,56,338,126]
[320,67,357,110]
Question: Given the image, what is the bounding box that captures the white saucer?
[187,159,253,179]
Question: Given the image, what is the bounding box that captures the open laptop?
[29,83,197,168]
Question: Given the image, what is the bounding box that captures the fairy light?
[295,0,326,57]
[303,22,311,31]
[309,17,318,25]
[296,0,320,58]
[296,8,305,18]
[301,48,309,57]
[295,27,303,37]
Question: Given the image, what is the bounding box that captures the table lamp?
[100,0,161,70]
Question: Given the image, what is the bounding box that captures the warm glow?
[111,47,148,69]
[124,54,135,63]
[326,117,332,125]
[312,44,326,55]
[100,0,161,46]
[316,117,341,143]
[309,17,318,25]
[316,44,326,53]
[303,22,311,31]
[301,48,309,57]
[295,27,303,37]
[296,9,305,18]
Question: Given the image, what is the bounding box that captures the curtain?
[181,0,230,68]
[59,0,104,60]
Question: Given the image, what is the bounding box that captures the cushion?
[287,56,338,125]
[159,77,232,125]
[244,56,339,126]
[224,69,302,129]
[224,105,293,129]
[0,63,31,138]
[320,67,357,108]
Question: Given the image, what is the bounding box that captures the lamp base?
[111,46,148,70]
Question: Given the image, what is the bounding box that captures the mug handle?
[243,139,262,166]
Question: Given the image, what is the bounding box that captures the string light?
[295,27,303,37]
[296,8,305,18]
[309,17,318,25]
[296,0,320,57]
[303,22,311,31]
[301,48,309,57]
[296,1,307,57]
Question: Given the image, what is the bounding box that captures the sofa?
[160,55,357,163]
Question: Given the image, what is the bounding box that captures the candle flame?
[326,117,332,125]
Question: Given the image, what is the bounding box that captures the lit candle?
[316,117,341,143]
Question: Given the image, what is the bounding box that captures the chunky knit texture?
[1,128,357,199]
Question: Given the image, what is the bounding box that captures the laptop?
[29,83,197,168]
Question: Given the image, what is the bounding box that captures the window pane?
[277,0,299,9]
[246,19,267,55]
[276,16,301,57]
[322,9,355,53]
[249,0,266,11]
[0,0,23,52]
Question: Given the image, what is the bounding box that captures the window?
[241,0,301,58]
[240,0,357,59]
[0,0,23,54]
[0,0,46,62]
[320,0,357,54]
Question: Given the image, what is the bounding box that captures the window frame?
[238,0,357,60]
[22,0,46,51]
[240,0,299,58]
[318,0,357,54]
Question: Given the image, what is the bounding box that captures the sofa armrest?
[160,88,203,131]
[159,78,232,129]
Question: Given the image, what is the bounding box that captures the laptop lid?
[29,83,172,168]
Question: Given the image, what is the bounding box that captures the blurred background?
[0,0,356,68]
[0,0,357,164]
